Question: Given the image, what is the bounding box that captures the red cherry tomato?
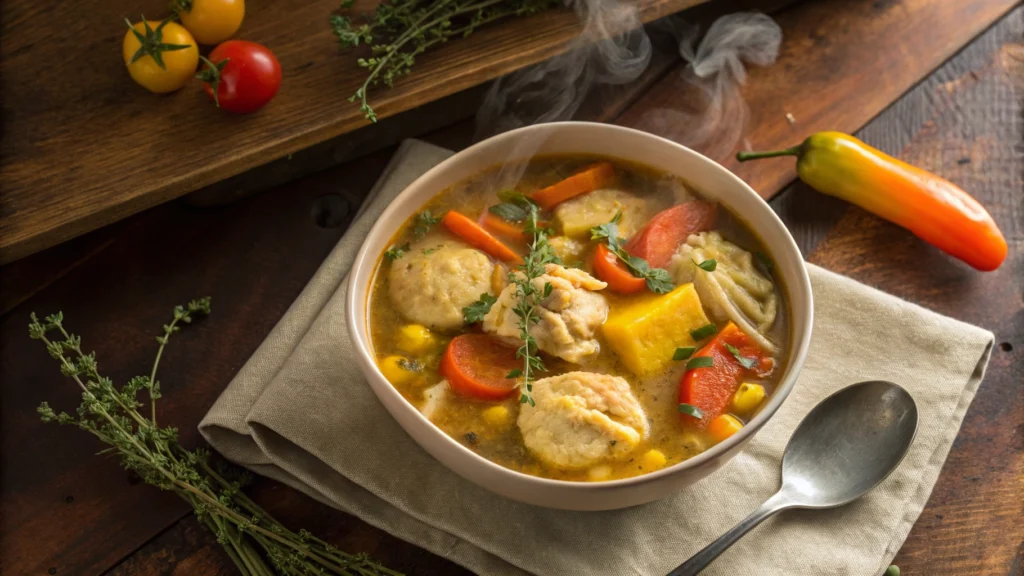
[199,40,281,113]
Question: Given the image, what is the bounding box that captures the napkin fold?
[200,139,994,576]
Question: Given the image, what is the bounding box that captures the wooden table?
[1,1,1021,574]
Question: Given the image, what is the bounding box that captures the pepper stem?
[736,145,802,162]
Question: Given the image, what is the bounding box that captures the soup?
[368,155,788,482]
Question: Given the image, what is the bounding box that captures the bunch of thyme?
[507,202,561,406]
[331,0,563,122]
[29,300,400,576]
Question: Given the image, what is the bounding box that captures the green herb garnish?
[422,245,443,255]
[690,323,718,341]
[590,214,674,294]
[385,242,410,261]
[694,258,717,272]
[497,189,531,203]
[28,302,398,576]
[464,431,478,445]
[462,293,497,324]
[397,358,422,372]
[678,403,704,419]
[333,0,563,122]
[489,202,528,222]
[685,356,714,370]
[673,347,696,361]
[413,210,444,240]
[506,369,522,378]
[724,342,757,370]
[511,202,562,406]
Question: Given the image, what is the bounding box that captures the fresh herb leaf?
[723,342,758,370]
[489,203,528,222]
[464,431,478,445]
[590,216,674,294]
[28,300,396,576]
[422,245,443,255]
[678,403,704,419]
[694,258,717,272]
[384,242,410,261]
[673,346,696,361]
[685,356,714,370]
[755,251,774,273]
[510,201,562,406]
[462,293,497,324]
[413,210,444,239]
[397,358,422,372]
[690,323,718,341]
[339,0,355,7]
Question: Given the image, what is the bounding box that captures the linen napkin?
[200,139,995,576]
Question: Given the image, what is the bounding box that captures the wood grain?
[616,0,1021,200]
[1,3,1020,576]
[0,0,711,265]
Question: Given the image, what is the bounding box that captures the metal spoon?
[669,380,918,576]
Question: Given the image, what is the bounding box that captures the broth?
[368,155,789,481]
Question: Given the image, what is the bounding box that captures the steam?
[637,12,782,159]
[474,5,782,187]
[474,0,652,187]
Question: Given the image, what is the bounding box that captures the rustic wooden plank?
[0,148,397,576]
[798,10,1024,572]
[0,0,713,265]
[616,0,1021,201]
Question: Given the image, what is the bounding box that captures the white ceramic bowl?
[347,122,813,511]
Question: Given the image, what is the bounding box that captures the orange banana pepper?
[737,132,1007,271]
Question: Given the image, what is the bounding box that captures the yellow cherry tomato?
[122,19,199,93]
[177,0,245,45]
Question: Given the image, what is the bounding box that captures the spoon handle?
[668,492,791,576]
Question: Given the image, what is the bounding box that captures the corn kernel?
[707,414,743,444]
[641,449,667,470]
[379,355,420,386]
[588,465,613,481]
[396,324,435,354]
[481,405,511,429]
[731,382,766,416]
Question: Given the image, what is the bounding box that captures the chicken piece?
[553,189,647,239]
[482,264,608,363]
[518,372,648,469]
[389,240,495,331]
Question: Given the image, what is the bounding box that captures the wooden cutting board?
[0,0,710,265]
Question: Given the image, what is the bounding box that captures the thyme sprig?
[509,202,561,406]
[29,302,400,576]
[331,0,562,122]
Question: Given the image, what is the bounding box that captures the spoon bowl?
[670,380,918,576]
[781,380,918,508]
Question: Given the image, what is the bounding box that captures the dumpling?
[389,240,495,331]
[518,372,648,469]
[670,231,778,352]
[483,264,608,363]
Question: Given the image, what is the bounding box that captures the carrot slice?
[481,211,547,243]
[443,211,523,264]
[530,162,615,210]
[440,334,521,401]
[592,242,646,294]
[625,201,718,269]
[678,322,773,430]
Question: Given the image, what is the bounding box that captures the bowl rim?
[346,121,813,491]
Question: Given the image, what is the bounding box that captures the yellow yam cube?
[731,382,766,416]
[396,324,436,354]
[641,449,667,471]
[602,283,710,376]
[481,405,511,430]
[379,355,420,386]
[707,414,743,444]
